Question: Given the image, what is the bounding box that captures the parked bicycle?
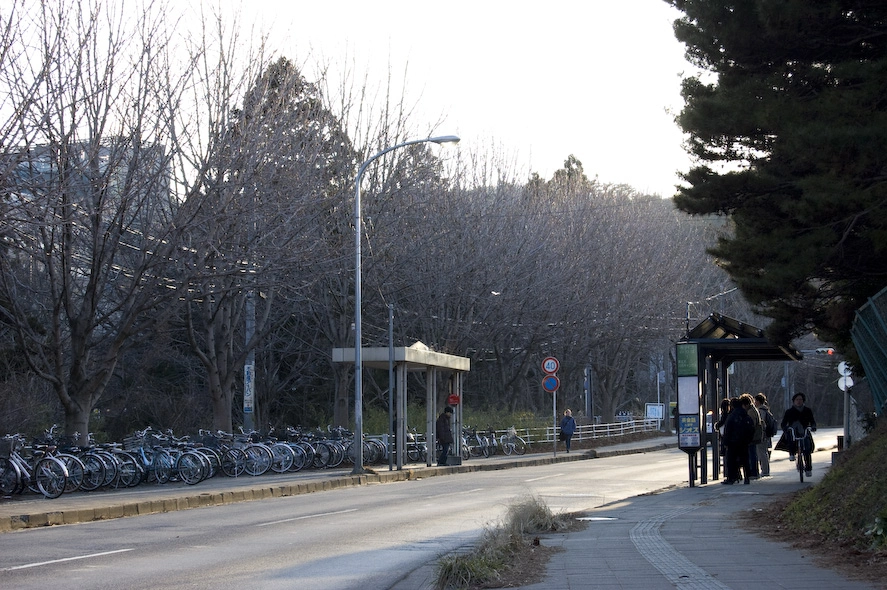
[0,434,69,499]
[405,428,427,463]
[499,426,528,456]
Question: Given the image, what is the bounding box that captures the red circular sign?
[542,357,560,374]
[446,394,461,406]
[542,375,560,392]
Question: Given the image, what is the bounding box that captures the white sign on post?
[645,403,665,420]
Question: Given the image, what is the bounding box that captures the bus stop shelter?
[332,341,470,469]
[676,313,802,485]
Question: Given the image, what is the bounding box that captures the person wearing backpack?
[754,393,776,477]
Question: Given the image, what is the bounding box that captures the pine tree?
[667,0,887,359]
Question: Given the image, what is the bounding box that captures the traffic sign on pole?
[542,374,560,393]
[542,357,559,375]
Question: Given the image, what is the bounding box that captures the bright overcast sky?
[244,0,695,197]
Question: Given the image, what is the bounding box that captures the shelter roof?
[332,341,470,372]
[682,313,802,363]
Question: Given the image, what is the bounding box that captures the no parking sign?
[542,374,560,392]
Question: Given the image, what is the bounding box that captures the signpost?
[542,357,560,456]
[838,361,853,448]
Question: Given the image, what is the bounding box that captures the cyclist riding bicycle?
[780,392,817,477]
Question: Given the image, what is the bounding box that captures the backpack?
[764,410,778,438]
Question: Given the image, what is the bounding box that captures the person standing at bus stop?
[560,409,577,452]
[436,406,454,466]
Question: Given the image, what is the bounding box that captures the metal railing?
[469,419,662,448]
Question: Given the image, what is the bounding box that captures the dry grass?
[434,495,581,590]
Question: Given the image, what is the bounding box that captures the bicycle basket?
[0,438,13,459]
[123,435,141,451]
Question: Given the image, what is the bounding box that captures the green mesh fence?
[852,286,887,415]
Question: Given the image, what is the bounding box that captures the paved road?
[0,434,683,589]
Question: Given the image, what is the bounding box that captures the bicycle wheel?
[461,443,470,461]
[243,444,272,476]
[33,456,68,499]
[78,452,107,491]
[501,436,514,456]
[113,452,143,488]
[269,443,295,473]
[311,442,332,468]
[94,450,118,487]
[175,451,207,485]
[193,448,220,479]
[327,441,346,467]
[151,449,175,484]
[0,458,22,495]
[297,442,316,468]
[221,448,246,477]
[57,453,85,492]
[796,447,804,482]
[287,444,307,472]
[513,437,527,455]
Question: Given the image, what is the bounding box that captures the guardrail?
[468,419,663,447]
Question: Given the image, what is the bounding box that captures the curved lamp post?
[352,135,460,474]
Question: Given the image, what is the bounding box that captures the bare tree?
[0,0,207,442]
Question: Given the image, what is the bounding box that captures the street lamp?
[352,135,460,474]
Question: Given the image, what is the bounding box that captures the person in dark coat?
[722,397,754,484]
[559,409,577,452]
[436,406,454,466]
[781,392,817,476]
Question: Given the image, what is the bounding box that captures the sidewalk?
[0,432,676,533]
[518,428,876,590]
[391,428,877,590]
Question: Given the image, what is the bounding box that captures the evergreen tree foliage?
[666,0,887,358]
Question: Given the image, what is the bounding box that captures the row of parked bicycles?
[402,426,530,463]
[0,425,393,500]
[0,423,532,500]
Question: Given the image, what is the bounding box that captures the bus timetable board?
[676,342,702,451]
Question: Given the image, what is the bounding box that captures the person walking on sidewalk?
[559,409,577,452]
[436,407,454,466]
[754,392,776,476]
[781,392,817,477]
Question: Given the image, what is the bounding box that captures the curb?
[0,440,678,533]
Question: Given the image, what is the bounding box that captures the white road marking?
[525,473,564,482]
[256,508,358,527]
[2,548,134,571]
[423,487,484,499]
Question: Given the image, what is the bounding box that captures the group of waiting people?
[716,391,817,484]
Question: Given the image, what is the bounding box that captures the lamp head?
[429,135,461,145]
